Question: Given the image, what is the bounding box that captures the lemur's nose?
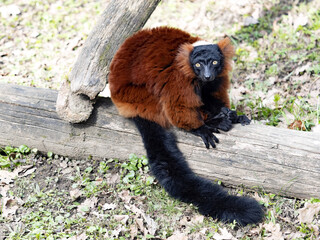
[204,65,211,81]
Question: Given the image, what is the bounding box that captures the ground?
[0,0,320,239]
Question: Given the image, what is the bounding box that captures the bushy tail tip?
[199,194,265,226]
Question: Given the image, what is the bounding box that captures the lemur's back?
[108,27,201,127]
[109,27,199,91]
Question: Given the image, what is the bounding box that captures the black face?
[189,44,224,83]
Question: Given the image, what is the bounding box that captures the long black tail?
[132,116,264,226]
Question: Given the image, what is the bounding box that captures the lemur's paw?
[191,125,219,149]
[237,115,251,126]
[217,117,232,131]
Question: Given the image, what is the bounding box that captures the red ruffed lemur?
[108,26,264,226]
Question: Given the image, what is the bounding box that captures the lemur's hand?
[213,107,251,125]
[204,107,251,134]
[206,118,232,133]
[205,110,232,132]
[191,125,219,149]
[237,115,251,125]
[217,117,232,131]
[220,107,251,125]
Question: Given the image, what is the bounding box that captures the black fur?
[192,76,251,148]
[133,116,264,226]
[190,45,251,144]
[190,44,224,82]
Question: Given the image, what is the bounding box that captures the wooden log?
[56,0,160,123]
[1,83,320,199]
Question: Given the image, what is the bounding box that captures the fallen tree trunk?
[0,83,319,199]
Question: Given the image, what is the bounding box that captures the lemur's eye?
[212,60,218,65]
[195,63,201,68]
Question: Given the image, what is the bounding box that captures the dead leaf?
[286,232,305,239]
[311,124,320,133]
[59,161,68,169]
[61,167,73,175]
[181,214,203,225]
[19,167,36,177]
[262,89,280,107]
[250,224,263,236]
[264,222,284,240]
[119,190,132,203]
[95,177,103,185]
[126,204,141,215]
[135,217,144,231]
[0,185,9,197]
[15,165,34,176]
[77,197,98,213]
[309,224,319,236]
[167,232,188,240]
[295,63,311,75]
[279,109,295,124]
[0,4,21,18]
[70,189,83,200]
[102,203,117,210]
[293,14,308,29]
[2,197,20,218]
[244,16,259,26]
[288,120,306,131]
[144,214,157,236]
[124,204,158,235]
[212,227,237,240]
[106,172,120,185]
[230,86,247,102]
[298,202,320,224]
[0,186,9,216]
[199,227,207,234]
[130,224,138,240]
[114,215,129,224]
[179,215,191,226]
[0,170,18,185]
[273,19,280,32]
[245,73,260,80]
[111,225,125,238]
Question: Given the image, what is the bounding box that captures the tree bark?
[1,83,320,199]
[56,0,160,123]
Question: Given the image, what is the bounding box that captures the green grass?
[0,145,35,169]
[0,0,103,89]
[1,147,320,239]
[230,2,320,131]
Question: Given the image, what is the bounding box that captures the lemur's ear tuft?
[216,37,235,78]
[175,43,196,78]
[217,37,235,59]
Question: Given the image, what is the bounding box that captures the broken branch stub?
[56,0,161,123]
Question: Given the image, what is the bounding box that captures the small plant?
[119,154,155,195]
[0,145,36,169]
[247,97,282,126]
[98,159,116,174]
[47,151,53,158]
[265,63,279,76]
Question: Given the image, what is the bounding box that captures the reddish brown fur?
[109,27,234,130]
[214,37,235,108]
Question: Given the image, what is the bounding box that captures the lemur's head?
[189,41,224,83]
